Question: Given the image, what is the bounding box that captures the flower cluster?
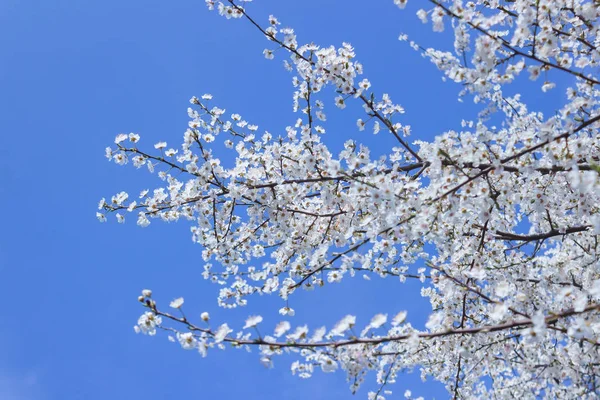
[102,0,600,398]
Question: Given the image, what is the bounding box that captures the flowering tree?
[98,0,600,398]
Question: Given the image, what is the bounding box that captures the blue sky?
[0,1,568,399]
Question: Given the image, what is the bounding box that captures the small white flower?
[127,201,137,212]
[115,133,128,144]
[128,133,140,143]
[177,332,197,350]
[137,213,150,227]
[311,326,326,342]
[320,357,338,373]
[170,297,184,309]
[391,311,407,326]
[214,323,232,343]
[359,78,371,91]
[201,312,210,322]
[96,212,106,223]
[394,0,407,9]
[368,313,387,329]
[357,119,366,131]
[279,307,295,316]
[154,141,167,149]
[111,191,129,206]
[327,270,342,283]
[425,312,444,330]
[330,315,356,336]
[541,81,556,92]
[274,321,291,337]
[243,315,263,329]
[495,281,511,298]
[287,325,309,341]
[263,49,274,59]
[136,312,162,336]
[260,356,273,368]
[528,66,540,80]
[142,289,152,297]
[361,313,388,336]
[114,153,128,165]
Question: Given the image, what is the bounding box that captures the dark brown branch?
[149,301,600,349]
[495,225,591,242]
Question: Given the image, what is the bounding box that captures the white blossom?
[391,311,407,327]
[214,323,232,343]
[114,133,128,144]
[99,0,600,396]
[243,315,263,329]
[273,321,291,337]
[177,332,197,350]
[128,133,140,143]
[135,312,161,336]
[169,297,184,309]
[320,357,338,373]
[330,315,356,337]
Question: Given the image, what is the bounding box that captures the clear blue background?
[0,0,564,399]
